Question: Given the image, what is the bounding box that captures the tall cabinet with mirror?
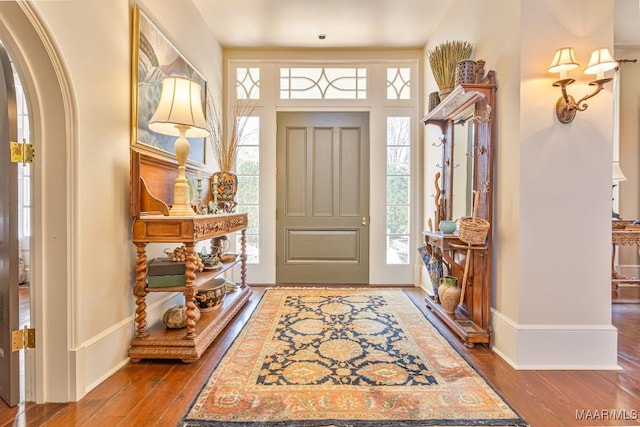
[422,64,496,348]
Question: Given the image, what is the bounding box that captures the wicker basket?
[458,217,490,245]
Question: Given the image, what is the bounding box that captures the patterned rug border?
[403,291,529,427]
[179,288,529,427]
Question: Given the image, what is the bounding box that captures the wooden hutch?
[422,64,496,348]
[128,149,251,362]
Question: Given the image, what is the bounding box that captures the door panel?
[0,43,20,406]
[312,128,332,216]
[285,127,306,216]
[339,128,361,217]
[276,112,369,284]
[286,229,359,261]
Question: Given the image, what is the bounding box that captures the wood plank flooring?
[1,285,639,427]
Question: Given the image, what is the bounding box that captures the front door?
[276,112,369,284]
[0,43,20,406]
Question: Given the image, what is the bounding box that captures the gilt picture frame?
[131,5,207,165]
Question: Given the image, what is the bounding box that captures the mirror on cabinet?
[451,109,475,220]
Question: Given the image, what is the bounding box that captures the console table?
[129,213,251,362]
[612,221,640,289]
[128,148,251,362]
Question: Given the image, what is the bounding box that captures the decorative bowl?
[439,220,457,234]
[196,278,227,312]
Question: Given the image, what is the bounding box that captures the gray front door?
[276,112,369,284]
[0,43,20,406]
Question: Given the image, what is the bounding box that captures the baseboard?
[491,309,620,370]
[69,293,181,400]
[418,265,434,296]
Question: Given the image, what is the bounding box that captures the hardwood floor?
[1,285,639,427]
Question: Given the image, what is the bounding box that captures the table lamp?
[149,76,209,216]
[612,161,627,220]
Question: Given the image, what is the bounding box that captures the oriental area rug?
[180,288,527,426]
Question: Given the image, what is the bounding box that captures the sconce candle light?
[548,47,618,124]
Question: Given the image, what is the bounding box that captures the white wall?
[24,0,224,400]
[426,0,617,368]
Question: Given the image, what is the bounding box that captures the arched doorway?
[0,2,74,403]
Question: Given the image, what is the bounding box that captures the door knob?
[362,216,367,226]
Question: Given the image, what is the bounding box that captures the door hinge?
[10,139,35,164]
[11,326,36,352]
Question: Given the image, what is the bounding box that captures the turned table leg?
[134,243,149,338]
[240,229,247,288]
[183,242,198,339]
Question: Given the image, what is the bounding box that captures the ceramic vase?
[213,171,238,213]
[438,276,461,315]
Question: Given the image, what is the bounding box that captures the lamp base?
[169,204,196,216]
[555,95,577,124]
[169,131,195,217]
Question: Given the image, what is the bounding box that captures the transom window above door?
[279,67,367,100]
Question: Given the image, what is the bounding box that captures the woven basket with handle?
[458,217,490,246]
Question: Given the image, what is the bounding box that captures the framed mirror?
[451,107,475,220]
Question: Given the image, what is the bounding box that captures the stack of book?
[147,258,186,288]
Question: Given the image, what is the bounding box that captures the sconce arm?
[552,77,613,124]
[552,78,575,105]
[572,77,613,112]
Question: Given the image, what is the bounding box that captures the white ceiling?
[192,0,454,48]
[192,0,640,50]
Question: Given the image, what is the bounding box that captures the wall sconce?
[548,47,618,124]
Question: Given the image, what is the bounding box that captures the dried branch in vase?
[206,92,256,172]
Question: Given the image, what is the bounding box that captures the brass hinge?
[11,326,36,352]
[10,139,35,164]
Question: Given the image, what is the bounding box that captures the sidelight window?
[386,116,410,264]
[235,116,260,263]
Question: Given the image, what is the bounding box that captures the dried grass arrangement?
[206,94,256,172]
[428,40,473,92]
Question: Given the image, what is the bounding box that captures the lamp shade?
[584,48,618,77]
[547,47,579,74]
[148,76,209,138]
[612,161,627,182]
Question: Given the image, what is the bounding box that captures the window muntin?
[386,67,411,100]
[280,67,367,100]
[236,67,260,100]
